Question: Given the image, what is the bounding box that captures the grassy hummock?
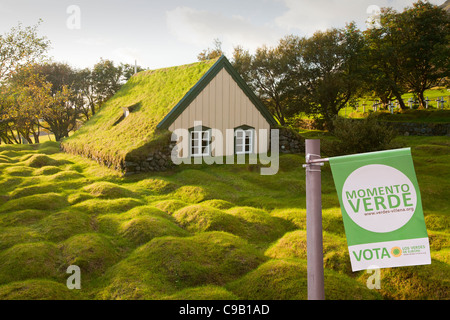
[0,136,448,300]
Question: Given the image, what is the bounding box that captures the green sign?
[329,148,431,271]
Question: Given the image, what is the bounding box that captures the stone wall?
[278,127,305,154]
[122,127,305,174]
[385,122,450,136]
[296,118,450,136]
[123,142,176,175]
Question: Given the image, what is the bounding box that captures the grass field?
[0,135,448,300]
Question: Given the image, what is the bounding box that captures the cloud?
[274,0,445,35]
[112,47,142,64]
[166,6,282,53]
[75,37,109,46]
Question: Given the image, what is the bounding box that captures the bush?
[324,116,398,156]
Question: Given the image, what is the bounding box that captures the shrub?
[324,116,398,156]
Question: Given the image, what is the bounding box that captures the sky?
[0,0,445,70]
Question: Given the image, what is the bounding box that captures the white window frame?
[190,129,210,157]
[235,129,254,155]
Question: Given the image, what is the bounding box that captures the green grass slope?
[61,59,219,169]
[0,137,448,300]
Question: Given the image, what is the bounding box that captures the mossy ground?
[0,137,448,300]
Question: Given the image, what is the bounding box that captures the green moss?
[201,199,235,210]
[67,192,94,205]
[358,260,450,300]
[47,171,84,181]
[119,215,189,246]
[270,208,306,229]
[135,178,178,194]
[163,285,239,300]
[4,166,34,177]
[25,154,61,168]
[37,210,93,242]
[152,199,188,214]
[265,230,351,274]
[428,231,449,251]
[0,193,68,212]
[33,166,62,176]
[173,205,242,235]
[97,205,176,237]
[95,232,265,299]
[9,184,58,199]
[225,206,296,244]
[227,259,381,300]
[172,185,210,203]
[0,279,84,300]
[0,242,62,284]
[0,155,11,163]
[425,213,450,232]
[0,209,47,227]
[62,59,219,168]
[72,198,143,214]
[60,233,120,278]
[0,177,23,193]
[0,226,43,250]
[83,182,137,199]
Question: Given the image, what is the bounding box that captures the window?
[190,129,210,157]
[235,129,253,154]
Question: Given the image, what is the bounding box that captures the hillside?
[0,135,448,300]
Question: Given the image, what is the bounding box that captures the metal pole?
[305,139,325,300]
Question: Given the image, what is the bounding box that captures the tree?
[76,59,139,117]
[197,38,223,61]
[40,85,78,141]
[398,1,449,108]
[233,36,305,125]
[231,45,253,84]
[299,24,366,126]
[365,1,450,109]
[365,8,409,109]
[7,66,52,143]
[0,20,50,83]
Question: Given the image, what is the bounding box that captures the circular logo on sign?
[342,164,417,233]
[391,246,402,257]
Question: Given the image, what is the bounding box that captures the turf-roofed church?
[61,56,277,174]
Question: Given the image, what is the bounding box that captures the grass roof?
[62,58,220,169]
